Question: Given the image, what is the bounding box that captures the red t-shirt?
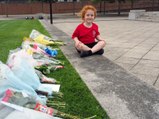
[72,23,100,44]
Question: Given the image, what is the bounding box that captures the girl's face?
[84,9,95,24]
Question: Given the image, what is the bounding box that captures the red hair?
[80,5,97,20]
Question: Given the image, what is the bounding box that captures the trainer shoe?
[94,49,104,55]
[80,50,92,57]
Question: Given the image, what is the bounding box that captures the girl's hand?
[74,37,83,50]
[75,41,83,50]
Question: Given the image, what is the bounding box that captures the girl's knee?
[103,40,106,45]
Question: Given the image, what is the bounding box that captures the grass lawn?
[0,20,110,119]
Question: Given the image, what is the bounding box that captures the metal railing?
[0,0,159,16]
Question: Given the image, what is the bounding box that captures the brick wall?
[0,1,158,15]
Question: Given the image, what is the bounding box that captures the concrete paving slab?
[152,44,159,51]
[122,50,147,59]
[131,64,159,76]
[116,62,134,71]
[143,50,159,60]
[133,73,157,85]
[137,59,159,68]
[116,57,139,65]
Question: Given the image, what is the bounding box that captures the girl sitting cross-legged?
[72,5,106,57]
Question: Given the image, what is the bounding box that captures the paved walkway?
[40,17,159,119]
[48,17,159,90]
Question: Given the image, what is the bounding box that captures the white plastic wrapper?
[7,50,41,90]
[0,61,37,99]
[29,29,56,41]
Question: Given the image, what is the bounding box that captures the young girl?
[72,5,106,57]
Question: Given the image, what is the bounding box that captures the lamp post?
[5,0,9,17]
[49,0,53,24]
